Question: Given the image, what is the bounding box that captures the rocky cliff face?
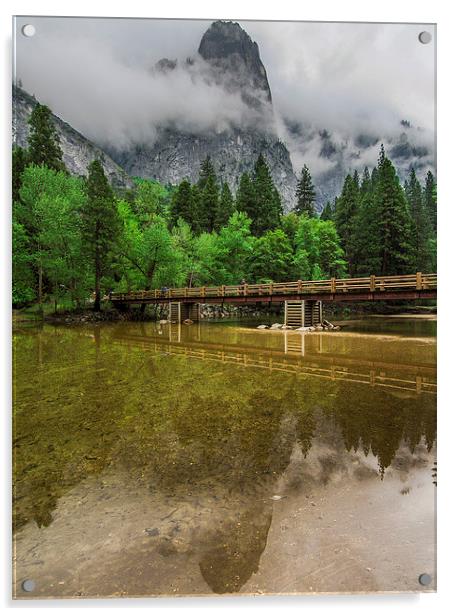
[108,20,298,208]
[12,86,133,189]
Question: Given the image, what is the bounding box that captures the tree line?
[12,103,436,312]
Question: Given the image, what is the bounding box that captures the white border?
[2,1,454,614]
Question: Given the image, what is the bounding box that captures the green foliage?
[334,172,360,274]
[17,165,89,307]
[217,211,255,284]
[250,154,283,236]
[12,110,436,314]
[405,168,432,271]
[374,148,413,275]
[320,201,334,221]
[235,172,256,219]
[12,220,35,305]
[214,182,235,231]
[424,170,437,234]
[132,178,171,220]
[249,229,293,282]
[12,146,28,203]
[295,164,316,217]
[27,104,66,172]
[80,160,120,310]
[116,201,183,291]
[294,216,346,280]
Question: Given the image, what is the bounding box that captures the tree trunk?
[38,248,43,315]
[94,251,101,312]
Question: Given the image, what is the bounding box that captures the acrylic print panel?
[12,16,436,598]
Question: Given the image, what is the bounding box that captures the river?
[12,316,436,597]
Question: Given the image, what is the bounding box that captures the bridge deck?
[110,273,437,304]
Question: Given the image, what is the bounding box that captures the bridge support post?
[284,300,323,328]
[170,302,200,323]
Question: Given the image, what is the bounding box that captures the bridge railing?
[110,272,436,301]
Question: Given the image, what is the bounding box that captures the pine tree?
[405,168,431,271]
[235,172,256,219]
[294,165,316,217]
[424,170,437,234]
[214,182,234,230]
[197,156,219,232]
[170,179,194,228]
[251,154,282,236]
[12,146,28,203]
[27,104,66,172]
[80,160,119,311]
[374,146,413,275]
[198,156,216,191]
[333,173,360,274]
[320,201,333,221]
[360,167,371,195]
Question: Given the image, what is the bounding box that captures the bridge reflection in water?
[112,323,436,397]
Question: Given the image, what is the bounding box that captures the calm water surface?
[13,317,436,597]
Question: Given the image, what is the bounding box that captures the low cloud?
[15,17,435,175]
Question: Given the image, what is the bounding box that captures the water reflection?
[12,320,436,596]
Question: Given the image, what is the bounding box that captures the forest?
[12,103,437,312]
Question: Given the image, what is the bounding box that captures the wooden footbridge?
[110,272,437,326]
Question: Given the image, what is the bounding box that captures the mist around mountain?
[13,19,435,210]
[13,85,132,189]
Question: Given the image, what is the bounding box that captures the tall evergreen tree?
[374,146,413,275]
[235,172,256,219]
[424,170,437,234]
[197,156,219,232]
[214,182,234,230]
[294,164,316,217]
[250,154,282,236]
[170,179,194,228]
[405,168,431,271]
[27,104,66,172]
[320,201,334,221]
[334,173,360,274]
[80,160,119,311]
[12,146,28,203]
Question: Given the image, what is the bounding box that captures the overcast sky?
[14,16,435,159]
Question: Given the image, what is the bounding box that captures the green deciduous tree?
[248,229,294,282]
[18,165,88,309]
[217,211,254,283]
[12,219,35,305]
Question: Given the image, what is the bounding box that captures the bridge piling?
[169,302,200,323]
[285,300,323,328]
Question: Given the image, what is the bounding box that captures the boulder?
[257,324,268,329]
[270,323,282,330]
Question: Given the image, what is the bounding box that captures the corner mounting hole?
[418,31,432,44]
[419,573,432,586]
[21,579,36,592]
[21,24,36,38]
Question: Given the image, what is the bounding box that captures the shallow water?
[12,318,436,597]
